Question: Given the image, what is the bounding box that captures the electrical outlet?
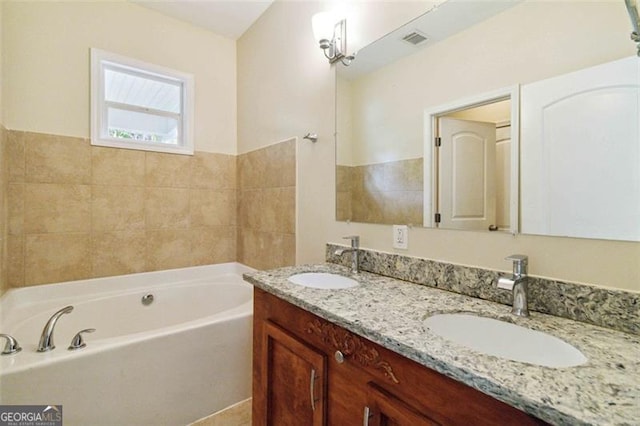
[393,225,408,249]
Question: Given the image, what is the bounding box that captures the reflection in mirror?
[335,0,638,241]
[520,56,639,241]
[427,96,514,232]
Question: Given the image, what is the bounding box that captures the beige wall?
[2,1,236,154]
[7,131,237,287]
[237,1,431,155]
[447,100,511,123]
[336,76,354,166]
[238,0,640,292]
[346,2,630,166]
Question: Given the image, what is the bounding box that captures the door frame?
[423,85,520,234]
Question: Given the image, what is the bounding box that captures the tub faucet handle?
[68,328,96,351]
[0,334,22,355]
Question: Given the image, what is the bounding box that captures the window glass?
[91,49,193,155]
[104,67,182,114]
[107,107,179,144]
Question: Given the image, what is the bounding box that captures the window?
[91,48,194,155]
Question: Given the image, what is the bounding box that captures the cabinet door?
[261,320,326,426]
[364,382,441,426]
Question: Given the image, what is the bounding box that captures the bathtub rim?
[1,262,255,314]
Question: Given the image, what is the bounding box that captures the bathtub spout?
[37,306,74,352]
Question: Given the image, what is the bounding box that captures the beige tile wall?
[237,139,296,270]
[337,158,423,225]
[0,125,8,295]
[336,165,352,222]
[6,130,237,287]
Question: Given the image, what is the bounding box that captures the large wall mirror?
[335,0,639,241]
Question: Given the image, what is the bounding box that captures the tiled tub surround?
[335,165,352,221]
[237,138,296,271]
[327,244,640,336]
[336,158,423,225]
[0,125,8,295]
[243,264,640,425]
[6,130,237,286]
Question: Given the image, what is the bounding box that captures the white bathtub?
[0,263,254,426]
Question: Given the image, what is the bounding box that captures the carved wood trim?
[305,319,400,384]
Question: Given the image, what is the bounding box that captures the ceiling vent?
[402,30,428,46]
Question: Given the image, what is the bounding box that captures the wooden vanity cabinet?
[253,289,547,426]
[260,321,326,425]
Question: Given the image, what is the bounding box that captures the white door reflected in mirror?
[423,89,518,233]
[521,56,640,242]
[437,117,497,231]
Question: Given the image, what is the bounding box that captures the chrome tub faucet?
[334,235,360,274]
[496,255,530,317]
[38,305,74,352]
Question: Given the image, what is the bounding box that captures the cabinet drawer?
[365,382,441,426]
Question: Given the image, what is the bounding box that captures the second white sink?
[425,313,587,368]
[288,272,358,289]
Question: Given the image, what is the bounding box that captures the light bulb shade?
[311,10,352,65]
[312,11,342,44]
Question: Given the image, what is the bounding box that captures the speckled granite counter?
[243,264,640,426]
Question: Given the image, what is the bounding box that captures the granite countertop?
[243,263,640,426]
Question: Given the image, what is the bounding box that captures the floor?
[189,398,252,426]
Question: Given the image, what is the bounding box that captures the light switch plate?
[393,225,408,249]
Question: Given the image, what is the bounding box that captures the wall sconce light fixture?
[312,11,355,66]
[625,0,640,56]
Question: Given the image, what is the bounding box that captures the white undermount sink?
[425,313,587,368]
[288,272,358,289]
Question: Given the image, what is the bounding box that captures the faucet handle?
[505,254,528,263]
[505,254,528,275]
[68,328,96,351]
[0,334,22,355]
[342,235,360,248]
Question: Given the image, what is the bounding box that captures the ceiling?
[131,0,275,40]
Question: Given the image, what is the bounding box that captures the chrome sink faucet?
[496,255,529,317]
[38,305,74,352]
[334,235,360,274]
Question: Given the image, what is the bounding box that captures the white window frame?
[91,48,194,155]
